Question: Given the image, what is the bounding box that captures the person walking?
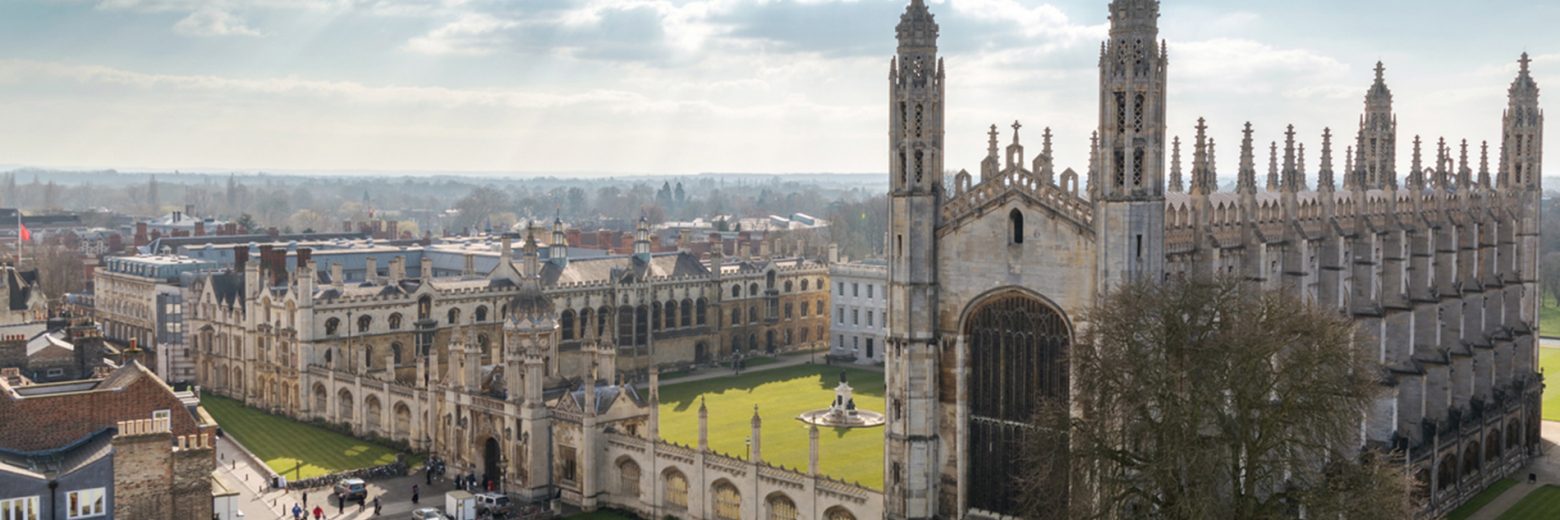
[373,496,381,516]
[292,503,302,519]
[412,483,420,504]
[311,505,323,520]
[302,492,309,508]
[336,493,344,516]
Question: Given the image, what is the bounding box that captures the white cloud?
[1175,38,1350,98]
[404,13,517,56]
[173,6,263,37]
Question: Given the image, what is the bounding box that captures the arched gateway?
[963,291,1071,516]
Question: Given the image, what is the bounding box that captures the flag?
[17,223,28,242]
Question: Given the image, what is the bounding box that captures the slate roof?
[538,252,708,286]
[8,268,38,311]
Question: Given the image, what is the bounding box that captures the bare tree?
[1026,277,1409,520]
[29,244,86,304]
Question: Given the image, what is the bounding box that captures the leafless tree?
[1023,277,1409,520]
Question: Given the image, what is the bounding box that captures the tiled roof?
[0,361,210,452]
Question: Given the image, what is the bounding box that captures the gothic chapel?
[883,0,1544,518]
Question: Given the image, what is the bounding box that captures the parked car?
[334,478,368,503]
[411,507,446,519]
[474,493,511,514]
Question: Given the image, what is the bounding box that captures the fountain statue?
[797,370,884,428]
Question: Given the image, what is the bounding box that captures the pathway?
[217,435,458,519]
[658,350,882,386]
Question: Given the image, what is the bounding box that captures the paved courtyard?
[219,435,461,519]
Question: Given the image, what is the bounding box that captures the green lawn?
[203,393,411,479]
[1543,348,1560,422]
[1542,296,1560,338]
[1448,478,1518,520]
[1499,484,1560,519]
[657,364,884,490]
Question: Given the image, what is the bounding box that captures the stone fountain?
[797,370,885,428]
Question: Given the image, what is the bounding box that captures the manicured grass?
[658,364,885,490]
[1498,484,1560,519]
[1448,478,1517,520]
[1542,296,1560,338]
[203,393,409,480]
[1543,348,1560,421]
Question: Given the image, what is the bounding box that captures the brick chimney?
[193,221,205,237]
[134,222,149,247]
[232,245,248,272]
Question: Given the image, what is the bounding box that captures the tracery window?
[388,313,402,330]
[713,481,742,520]
[663,470,689,509]
[767,494,798,520]
[618,459,641,498]
[325,317,340,336]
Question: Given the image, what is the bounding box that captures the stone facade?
[883,0,1544,518]
[189,219,874,518]
[828,260,888,364]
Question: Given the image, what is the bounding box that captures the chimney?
[232,245,249,271]
[420,256,433,280]
[134,222,149,247]
[365,257,378,284]
[296,248,312,270]
[194,221,205,237]
[267,227,280,240]
[388,256,404,284]
[124,338,144,365]
[331,262,344,288]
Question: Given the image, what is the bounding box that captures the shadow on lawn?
[660,365,886,411]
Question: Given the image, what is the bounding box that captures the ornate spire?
[1479,141,1491,189]
[1282,125,1297,192]
[1318,128,1335,192]
[1208,138,1218,193]
[1237,122,1256,194]
[1410,135,1424,189]
[1040,126,1055,180]
[1267,141,1279,191]
[1457,139,1472,190]
[1169,136,1183,192]
[1108,0,1161,39]
[1191,118,1209,195]
[1343,146,1355,190]
[1297,143,1307,192]
[896,0,939,50]
[1087,131,1099,196]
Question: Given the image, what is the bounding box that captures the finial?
[1374,61,1385,82]
[1479,140,1492,188]
[1520,52,1531,74]
[1169,136,1183,192]
[1011,120,1022,143]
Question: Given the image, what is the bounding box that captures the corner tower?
[1354,62,1397,189]
[1095,0,1167,288]
[885,1,944,519]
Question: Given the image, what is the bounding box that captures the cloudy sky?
[0,0,1554,178]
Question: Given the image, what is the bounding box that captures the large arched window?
[325,317,341,336]
[475,305,489,322]
[696,298,708,325]
[965,291,1069,516]
[766,493,798,520]
[824,507,857,520]
[713,481,742,520]
[560,310,576,341]
[388,313,402,330]
[680,299,693,327]
[357,315,372,334]
[663,469,688,510]
[749,283,760,296]
[578,308,593,338]
[1009,208,1024,244]
[447,307,461,325]
[391,343,404,366]
[618,458,641,498]
[731,308,741,325]
[731,285,741,298]
[417,296,432,320]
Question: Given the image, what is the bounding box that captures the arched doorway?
[695,342,709,364]
[765,330,776,353]
[483,437,502,491]
[963,290,1070,516]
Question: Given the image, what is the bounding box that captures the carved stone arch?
[1060,168,1079,196]
[615,455,641,498]
[958,286,1072,517]
[711,478,742,520]
[661,467,689,510]
[765,492,798,520]
[823,506,857,520]
[337,387,355,423]
[313,382,328,412]
[392,401,412,441]
[363,394,383,435]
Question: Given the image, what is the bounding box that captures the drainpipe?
[47,480,58,520]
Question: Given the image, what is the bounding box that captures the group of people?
[288,490,382,519]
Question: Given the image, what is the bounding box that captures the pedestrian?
[302,492,308,508]
[292,503,302,519]
[426,466,433,485]
[312,505,323,520]
[412,483,420,504]
[337,493,344,515]
[359,494,366,513]
[373,497,381,516]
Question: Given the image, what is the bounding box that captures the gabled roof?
[539,252,709,286]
